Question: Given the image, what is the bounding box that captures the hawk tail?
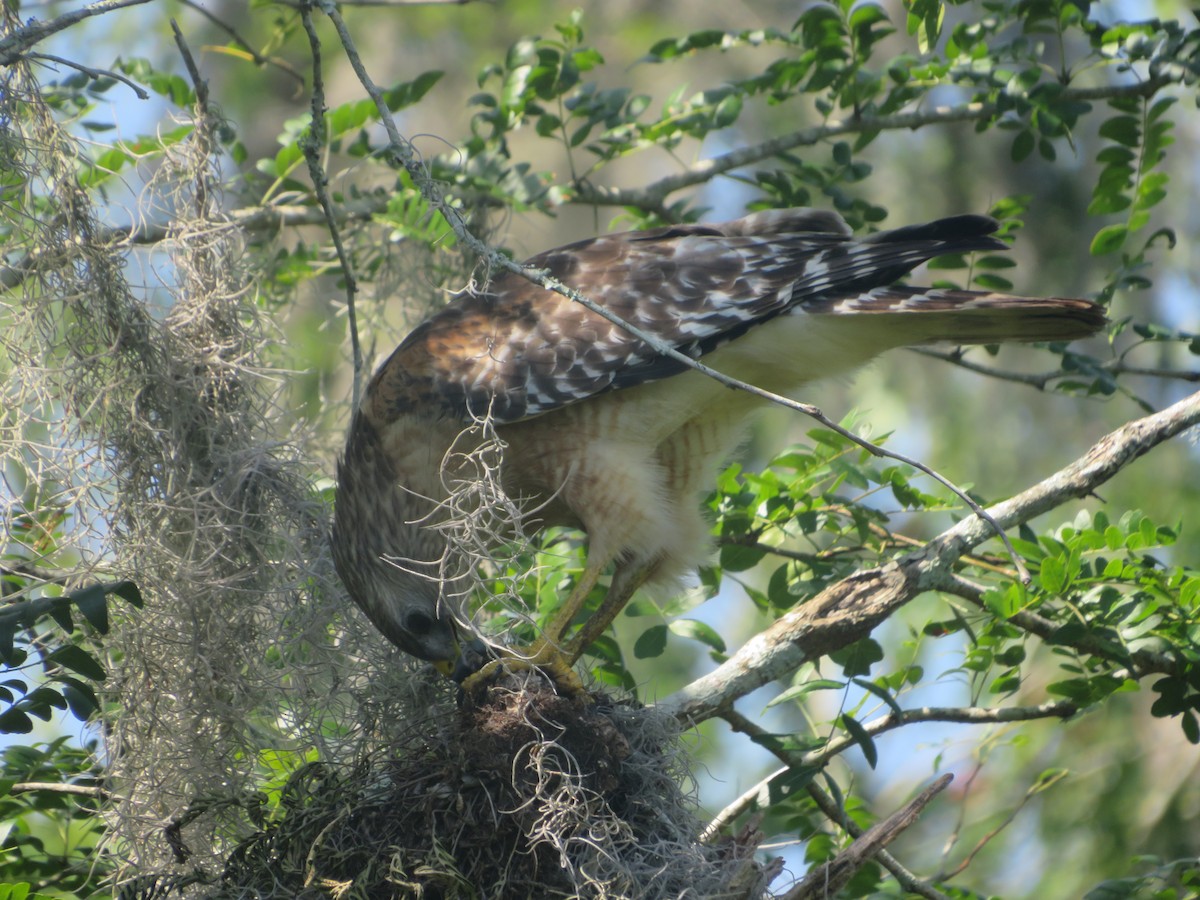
[804,288,1107,345]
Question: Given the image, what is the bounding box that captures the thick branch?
[660,390,1200,725]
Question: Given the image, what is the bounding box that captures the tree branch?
[571,76,1175,210]
[704,700,1073,842]
[300,4,364,405]
[937,571,1184,679]
[27,52,148,98]
[913,346,1200,389]
[0,0,153,65]
[10,781,109,800]
[802,700,1078,770]
[783,774,954,900]
[661,389,1200,725]
[719,709,951,899]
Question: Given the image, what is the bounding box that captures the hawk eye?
[405,610,436,637]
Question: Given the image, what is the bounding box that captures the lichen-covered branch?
[0,0,153,64]
[661,389,1200,725]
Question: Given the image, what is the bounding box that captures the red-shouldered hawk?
[332,208,1105,686]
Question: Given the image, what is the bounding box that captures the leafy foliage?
[0,738,109,898]
[0,570,142,734]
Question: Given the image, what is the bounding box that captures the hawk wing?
[363,210,1056,426]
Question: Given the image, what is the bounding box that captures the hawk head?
[332,413,461,673]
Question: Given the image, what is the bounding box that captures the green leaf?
[47,645,107,681]
[668,619,727,653]
[0,708,33,735]
[70,585,109,634]
[851,677,903,717]
[719,542,765,572]
[113,580,144,608]
[383,71,444,112]
[713,93,743,128]
[633,624,668,659]
[840,713,878,768]
[1182,711,1200,745]
[766,678,845,709]
[830,638,883,676]
[1090,224,1127,256]
[1098,115,1140,147]
[48,600,73,634]
[1011,130,1035,161]
[59,678,100,722]
[1040,556,1067,593]
[766,765,821,806]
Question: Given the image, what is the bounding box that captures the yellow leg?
[562,559,656,664]
[459,556,656,697]
[542,559,608,642]
[458,559,606,698]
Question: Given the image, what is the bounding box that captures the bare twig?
[0,0,154,64]
[704,700,1073,844]
[700,765,791,844]
[914,346,1200,389]
[719,709,951,899]
[936,770,1066,881]
[662,389,1200,725]
[27,52,149,98]
[301,5,364,405]
[784,774,954,900]
[179,0,306,89]
[170,19,209,112]
[10,781,109,800]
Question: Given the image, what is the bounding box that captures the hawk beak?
[431,632,461,678]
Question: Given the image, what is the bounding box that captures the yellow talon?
[459,638,587,699]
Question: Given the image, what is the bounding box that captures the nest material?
[196,674,761,900]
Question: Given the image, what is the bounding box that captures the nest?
[183,674,762,900]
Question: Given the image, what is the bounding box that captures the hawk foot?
[458,639,586,700]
